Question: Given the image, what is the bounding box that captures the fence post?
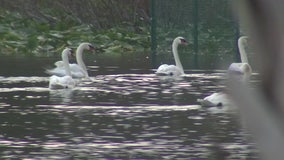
[192,0,199,68]
[150,0,157,68]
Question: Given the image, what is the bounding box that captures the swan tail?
[50,82,75,90]
[45,68,53,75]
[49,76,75,90]
[45,67,68,77]
[45,69,60,76]
[49,83,68,89]
[49,83,75,89]
[54,61,64,67]
[197,99,223,108]
[155,72,172,76]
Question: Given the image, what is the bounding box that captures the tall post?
[192,0,199,68]
[150,0,157,68]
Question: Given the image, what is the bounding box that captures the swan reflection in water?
[49,89,74,104]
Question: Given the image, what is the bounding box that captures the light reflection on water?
[0,72,259,159]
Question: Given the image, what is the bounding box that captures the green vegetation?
[0,0,239,69]
[0,10,150,56]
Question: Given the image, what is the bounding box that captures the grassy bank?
[0,10,150,57]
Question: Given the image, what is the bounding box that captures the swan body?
[198,92,231,107]
[49,75,76,89]
[200,36,251,107]
[46,42,95,78]
[156,37,187,76]
[227,36,252,81]
[50,62,86,78]
[228,62,252,82]
[49,48,76,89]
[156,64,183,76]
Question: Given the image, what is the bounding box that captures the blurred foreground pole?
[192,0,199,68]
[150,0,157,68]
[231,0,284,159]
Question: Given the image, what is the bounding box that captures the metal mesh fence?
[151,0,239,70]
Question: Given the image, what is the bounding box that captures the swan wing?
[45,61,69,76]
[54,62,80,71]
[228,63,251,73]
[46,68,67,77]
[46,63,86,78]
[60,76,76,88]
[54,61,64,68]
[49,75,64,89]
[46,67,85,78]
[46,62,73,77]
[228,63,252,81]
[69,64,83,72]
[156,64,169,71]
[228,63,244,73]
[156,64,183,76]
[49,75,76,89]
[198,92,230,107]
[69,64,86,78]
[197,98,216,107]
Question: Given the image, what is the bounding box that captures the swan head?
[238,36,250,53]
[78,42,95,51]
[173,37,187,46]
[239,36,249,44]
[62,48,73,58]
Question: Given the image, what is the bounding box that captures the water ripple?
[0,72,260,159]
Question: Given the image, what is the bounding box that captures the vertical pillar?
[193,0,199,68]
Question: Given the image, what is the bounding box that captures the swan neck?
[172,41,184,74]
[76,45,89,77]
[62,52,72,76]
[238,37,249,63]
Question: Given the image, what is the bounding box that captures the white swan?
[155,36,187,76]
[46,42,95,78]
[227,36,252,82]
[198,92,231,107]
[49,48,76,89]
[199,36,252,107]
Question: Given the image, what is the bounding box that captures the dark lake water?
[0,56,259,159]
